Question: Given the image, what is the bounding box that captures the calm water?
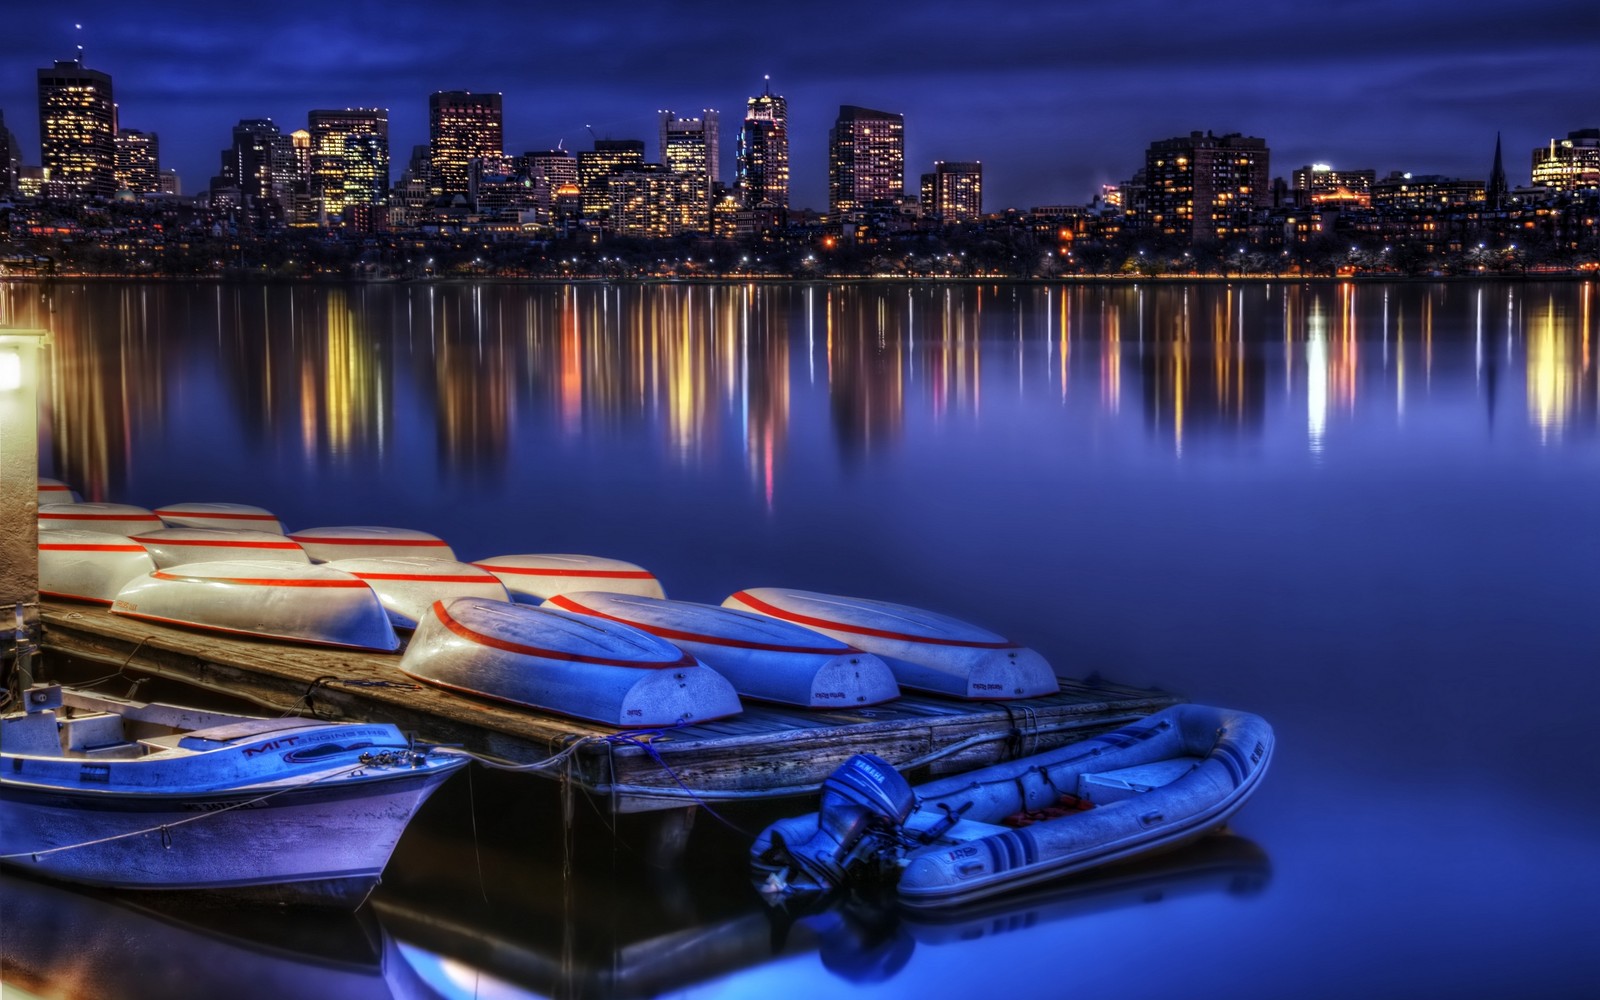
[2,279,1597,999]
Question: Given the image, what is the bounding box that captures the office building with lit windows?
[115,128,159,194]
[737,80,788,210]
[828,105,904,220]
[37,58,117,199]
[522,149,578,215]
[1137,131,1269,242]
[659,109,719,229]
[429,91,503,200]
[1290,164,1375,208]
[307,108,389,222]
[1531,129,1600,191]
[921,160,983,222]
[577,139,645,221]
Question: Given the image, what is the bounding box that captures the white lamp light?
[0,348,21,392]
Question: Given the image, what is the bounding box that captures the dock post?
[0,327,49,698]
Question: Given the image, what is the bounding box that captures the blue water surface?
[3,279,1596,999]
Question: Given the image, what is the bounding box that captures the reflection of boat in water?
[0,867,433,1000]
[794,833,1271,983]
[1,684,466,908]
[753,703,1273,908]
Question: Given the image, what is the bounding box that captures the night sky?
[2,1,1596,210]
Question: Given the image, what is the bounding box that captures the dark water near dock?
[3,279,1598,999]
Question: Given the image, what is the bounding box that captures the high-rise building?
[158,168,179,195]
[608,164,694,238]
[921,161,983,222]
[216,119,298,223]
[1138,131,1269,242]
[307,108,389,222]
[522,149,578,215]
[659,109,719,229]
[114,128,160,194]
[37,58,117,199]
[737,78,788,210]
[429,91,503,200]
[828,105,904,220]
[1531,128,1600,191]
[1,109,20,195]
[577,139,645,221]
[1290,164,1375,208]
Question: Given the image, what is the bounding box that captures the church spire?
[1487,132,1508,211]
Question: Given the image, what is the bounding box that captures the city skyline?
[2,1,1595,210]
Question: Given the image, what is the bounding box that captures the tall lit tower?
[1139,131,1269,242]
[828,105,904,220]
[737,77,788,209]
[428,91,503,199]
[37,57,117,199]
[659,109,719,228]
[307,108,389,220]
[921,160,983,222]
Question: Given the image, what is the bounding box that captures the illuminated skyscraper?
[429,91,503,199]
[307,108,389,221]
[37,58,117,199]
[577,139,645,221]
[1532,128,1600,191]
[921,160,983,222]
[828,105,904,220]
[523,149,578,215]
[1138,131,1269,242]
[217,118,298,223]
[737,78,788,210]
[659,109,719,229]
[114,128,159,194]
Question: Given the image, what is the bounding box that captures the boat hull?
[400,598,742,728]
[38,531,157,604]
[39,502,164,537]
[111,560,400,652]
[288,526,456,563]
[132,527,311,568]
[0,769,457,907]
[474,554,666,603]
[724,588,1059,700]
[155,503,286,534]
[324,557,510,629]
[546,592,900,708]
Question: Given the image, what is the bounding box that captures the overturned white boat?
[155,502,286,534]
[400,597,742,728]
[323,557,510,630]
[132,527,311,569]
[546,591,901,709]
[1,684,466,908]
[38,531,157,605]
[111,561,400,652]
[474,554,666,604]
[288,526,456,563]
[39,502,164,537]
[724,589,1059,701]
[752,703,1274,910]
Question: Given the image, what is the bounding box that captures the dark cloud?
[2,1,1594,208]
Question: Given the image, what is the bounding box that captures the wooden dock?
[38,600,1182,813]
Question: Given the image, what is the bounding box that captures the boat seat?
[1077,756,1203,805]
[59,713,129,752]
[0,711,64,756]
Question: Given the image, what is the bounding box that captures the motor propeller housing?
[759,753,915,894]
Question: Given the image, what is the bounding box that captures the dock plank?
[39,601,1182,813]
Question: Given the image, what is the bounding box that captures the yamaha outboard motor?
[755,754,916,896]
